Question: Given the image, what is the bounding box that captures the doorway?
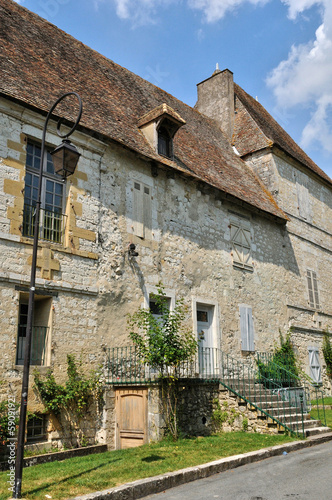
[196,304,217,375]
[115,388,148,449]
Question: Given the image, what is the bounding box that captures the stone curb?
[69,432,332,500]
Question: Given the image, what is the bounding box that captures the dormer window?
[138,103,186,160]
[158,125,172,158]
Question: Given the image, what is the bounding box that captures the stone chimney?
[195,68,234,141]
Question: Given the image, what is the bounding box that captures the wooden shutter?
[296,173,310,220]
[308,347,322,384]
[133,181,144,238]
[133,181,152,239]
[143,185,152,235]
[231,223,252,270]
[239,305,255,352]
[307,270,320,309]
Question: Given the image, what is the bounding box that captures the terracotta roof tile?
[0,0,287,221]
[234,84,332,185]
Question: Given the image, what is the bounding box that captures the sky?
[14,0,332,180]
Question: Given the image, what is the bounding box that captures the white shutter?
[308,347,322,384]
[296,173,310,220]
[143,185,152,236]
[240,305,255,352]
[231,223,252,270]
[133,181,144,238]
[307,270,320,309]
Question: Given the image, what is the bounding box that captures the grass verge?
[310,408,332,429]
[0,432,296,500]
[311,396,332,406]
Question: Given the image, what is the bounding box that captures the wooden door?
[115,388,148,449]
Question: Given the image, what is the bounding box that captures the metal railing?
[23,204,66,244]
[106,346,327,436]
[16,325,48,366]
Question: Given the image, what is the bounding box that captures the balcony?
[23,204,66,244]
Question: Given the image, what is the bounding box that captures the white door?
[197,305,216,375]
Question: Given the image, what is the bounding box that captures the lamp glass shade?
[51,140,80,178]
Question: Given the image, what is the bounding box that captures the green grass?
[311,396,332,406]
[0,433,296,500]
[310,408,332,429]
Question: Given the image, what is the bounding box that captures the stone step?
[305,426,331,437]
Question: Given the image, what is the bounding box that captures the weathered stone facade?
[0,0,331,450]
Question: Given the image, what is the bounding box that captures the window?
[27,414,47,442]
[295,171,311,221]
[23,141,65,243]
[230,222,252,270]
[16,297,51,366]
[132,180,152,239]
[239,305,255,352]
[158,126,172,158]
[307,270,320,309]
[308,347,322,384]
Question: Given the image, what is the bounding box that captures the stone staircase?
[224,380,330,437]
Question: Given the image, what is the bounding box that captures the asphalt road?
[142,441,332,500]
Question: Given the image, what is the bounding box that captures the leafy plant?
[128,284,197,440]
[322,330,332,378]
[34,355,103,446]
[256,330,299,388]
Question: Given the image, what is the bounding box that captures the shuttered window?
[307,270,320,309]
[296,172,311,221]
[231,223,252,270]
[308,347,322,384]
[132,181,152,238]
[239,305,255,352]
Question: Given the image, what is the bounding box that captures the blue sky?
[15,0,332,180]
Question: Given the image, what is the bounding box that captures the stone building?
[0,0,331,448]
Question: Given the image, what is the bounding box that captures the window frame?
[23,140,66,243]
[27,414,47,443]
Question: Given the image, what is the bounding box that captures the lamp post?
[13,92,82,499]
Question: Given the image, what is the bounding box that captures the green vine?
[34,355,103,419]
[322,330,332,378]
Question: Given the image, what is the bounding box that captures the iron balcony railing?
[16,325,48,366]
[106,346,326,436]
[23,204,66,244]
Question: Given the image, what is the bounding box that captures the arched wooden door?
[115,388,148,449]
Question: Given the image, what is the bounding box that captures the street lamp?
[13,92,83,499]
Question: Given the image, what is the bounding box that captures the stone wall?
[177,382,279,438]
[0,92,332,449]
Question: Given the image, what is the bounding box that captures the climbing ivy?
[34,354,103,418]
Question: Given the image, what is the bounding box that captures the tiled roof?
[0,0,288,221]
[234,84,332,185]
[137,103,186,128]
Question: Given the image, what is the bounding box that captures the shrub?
[322,330,332,378]
[256,331,299,388]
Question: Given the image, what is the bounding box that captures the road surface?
[142,441,332,499]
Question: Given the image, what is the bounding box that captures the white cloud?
[281,0,321,19]
[267,1,332,153]
[188,0,268,23]
[111,0,176,25]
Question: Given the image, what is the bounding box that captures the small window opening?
[158,126,172,158]
[27,414,47,442]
